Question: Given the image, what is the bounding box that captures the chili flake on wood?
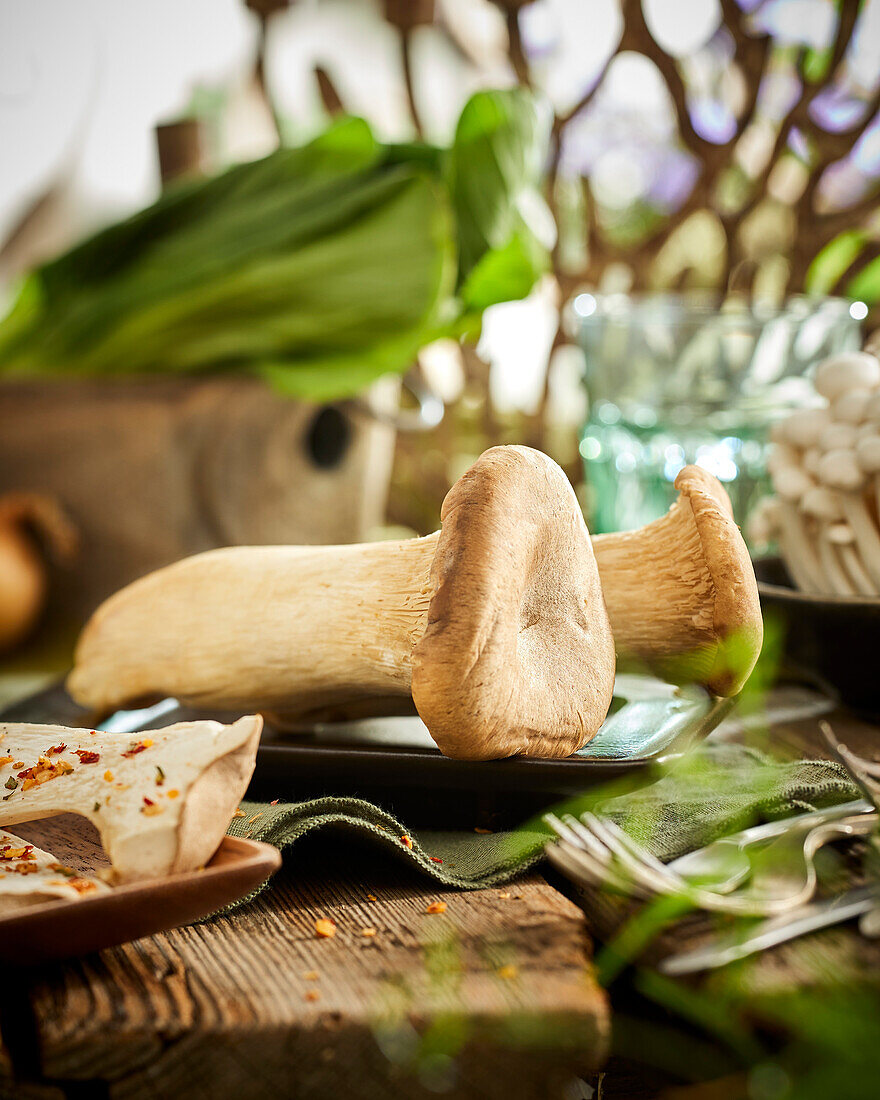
[425,902,447,914]
[314,918,336,939]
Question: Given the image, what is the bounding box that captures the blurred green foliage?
[0,90,550,400]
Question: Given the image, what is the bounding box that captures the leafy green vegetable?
[0,91,551,399]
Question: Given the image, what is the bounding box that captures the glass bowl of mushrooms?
[751,341,880,715]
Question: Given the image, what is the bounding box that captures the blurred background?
[0,0,879,675]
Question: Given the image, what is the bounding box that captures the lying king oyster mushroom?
[0,827,109,910]
[0,716,261,883]
[70,447,616,761]
[590,465,762,695]
[68,449,761,758]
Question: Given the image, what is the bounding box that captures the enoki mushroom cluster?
[752,349,880,598]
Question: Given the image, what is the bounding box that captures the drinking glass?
[575,293,863,534]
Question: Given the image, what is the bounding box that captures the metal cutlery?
[660,886,879,975]
[667,798,873,893]
[545,809,878,917]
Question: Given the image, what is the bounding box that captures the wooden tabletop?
[0,688,877,1100]
[0,840,609,1100]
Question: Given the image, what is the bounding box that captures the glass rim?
[570,291,863,329]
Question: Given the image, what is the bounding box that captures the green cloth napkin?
[223,745,860,911]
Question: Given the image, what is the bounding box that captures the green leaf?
[805,230,865,294]
[0,95,550,398]
[847,256,880,304]
[461,229,548,313]
[446,88,552,287]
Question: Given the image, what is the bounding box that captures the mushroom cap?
[856,432,880,473]
[817,448,866,492]
[766,443,800,476]
[801,486,845,522]
[776,407,830,449]
[802,447,822,476]
[865,392,880,423]
[833,388,872,424]
[670,466,763,696]
[771,464,814,503]
[411,446,615,761]
[819,421,858,453]
[814,352,880,402]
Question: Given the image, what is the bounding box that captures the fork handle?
[735,799,874,845]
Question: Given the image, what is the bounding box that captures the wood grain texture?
[2,838,608,1100]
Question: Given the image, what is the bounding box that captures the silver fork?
[547,811,878,917]
[819,721,880,936]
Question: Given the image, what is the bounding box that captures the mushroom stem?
[591,466,762,695]
[838,495,880,590]
[817,528,857,596]
[831,525,876,596]
[70,536,440,718]
[776,502,827,594]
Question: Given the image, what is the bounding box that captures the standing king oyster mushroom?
[68,447,761,759]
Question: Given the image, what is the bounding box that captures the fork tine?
[582,813,684,895]
[546,838,650,897]
[545,814,654,897]
[585,814,674,876]
[544,813,587,850]
[820,720,880,811]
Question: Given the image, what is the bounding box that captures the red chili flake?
[425,901,447,914]
[270,799,279,806]
[429,856,443,863]
[75,750,100,764]
[46,744,67,755]
[400,835,413,850]
[122,741,150,758]
[143,796,155,807]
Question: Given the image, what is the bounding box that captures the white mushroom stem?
[71,538,441,718]
[764,498,825,594]
[816,525,858,596]
[767,466,826,593]
[817,448,880,590]
[856,432,880,525]
[0,717,261,883]
[828,523,876,597]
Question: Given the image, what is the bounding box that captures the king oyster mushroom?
[590,465,762,694]
[68,448,761,760]
[0,716,261,883]
[71,448,617,761]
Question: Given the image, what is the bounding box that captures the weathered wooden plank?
[9,839,608,1099]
